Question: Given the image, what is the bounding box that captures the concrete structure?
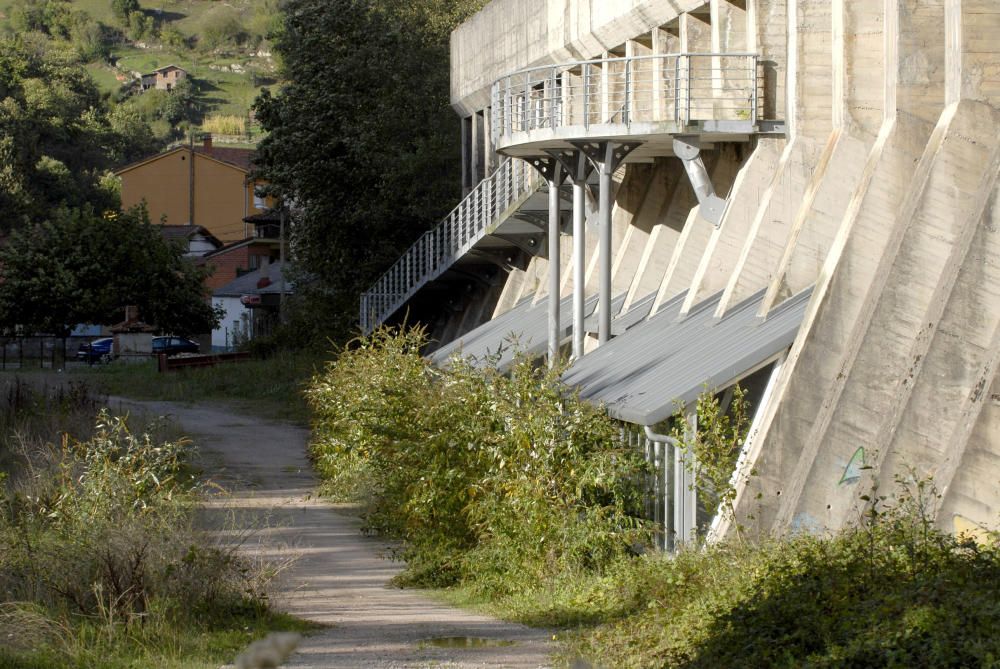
[116,136,268,242]
[362,0,1000,547]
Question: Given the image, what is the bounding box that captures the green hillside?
[0,0,282,147]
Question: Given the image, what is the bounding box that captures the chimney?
[202,134,213,154]
[124,305,139,323]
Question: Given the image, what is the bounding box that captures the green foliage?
[671,385,752,523]
[200,5,246,50]
[253,0,489,344]
[0,394,306,667]
[562,483,1000,668]
[307,327,649,590]
[126,8,155,41]
[0,37,132,228]
[0,206,220,336]
[110,0,138,23]
[80,351,318,424]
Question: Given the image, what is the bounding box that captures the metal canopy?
[562,287,813,426]
[431,293,606,369]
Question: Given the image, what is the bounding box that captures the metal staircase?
[360,158,540,333]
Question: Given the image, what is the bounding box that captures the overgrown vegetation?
[309,328,1000,668]
[0,377,308,667]
[307,327,649,590]
[80,352,318,423]
[560,478,1000,668]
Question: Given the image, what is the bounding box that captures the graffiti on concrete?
[838,447,865,486]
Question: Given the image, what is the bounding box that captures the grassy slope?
[0,0,278,123]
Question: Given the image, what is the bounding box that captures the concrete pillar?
[461,116,472,193]
[471,111,481,185]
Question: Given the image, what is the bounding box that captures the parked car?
[152,336,199,356]
[76,337,113,364]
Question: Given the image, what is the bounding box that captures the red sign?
[240,294,262,306]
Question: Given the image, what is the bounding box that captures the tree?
[0,37,146,230]
[252,0,487,344]
[0,206,220,337]
[111,0,140,24]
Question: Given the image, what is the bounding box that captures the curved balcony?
[491,52,765,158]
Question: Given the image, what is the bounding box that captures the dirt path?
[113,399,556,669]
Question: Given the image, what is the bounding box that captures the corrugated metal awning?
[431,293,601,368]
[562,287,813,425]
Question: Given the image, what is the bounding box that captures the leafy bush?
[0,407,286,665]
[561,479,1000,668]
[307,326,649,590]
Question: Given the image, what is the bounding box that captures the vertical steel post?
[598,143,613,345]
[572,159,586,360]
[547,162,562,366]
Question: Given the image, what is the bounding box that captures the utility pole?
[279,205,286,322]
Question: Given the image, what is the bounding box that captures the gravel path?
[113,400,556,669]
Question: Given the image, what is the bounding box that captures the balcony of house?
[492,52,778,161]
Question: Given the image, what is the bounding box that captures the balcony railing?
[492,52,760,147]
[360,157,539,333]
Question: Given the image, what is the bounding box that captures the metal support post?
[570,141,640,346]
[526,156,567,366]
[546,162,562,365]
[597,144,613,344]
[547,149,594,359]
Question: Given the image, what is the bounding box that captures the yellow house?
[116,136,267,242]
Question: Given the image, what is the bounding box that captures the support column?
[674,409,698,546]
[547,149,595,359]
[547,161,562,365]
[527,156,568,366]
[572,141,641,345]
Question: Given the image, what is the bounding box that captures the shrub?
[307,326,650,590]
[0,409,278,661]
[565,479,1000,668]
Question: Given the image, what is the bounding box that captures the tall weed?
[307,327,649,589]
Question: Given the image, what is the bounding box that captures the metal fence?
[360,157,539,333]
[621,421,699,552]
[0,337,78,370]
[492,52,760,141]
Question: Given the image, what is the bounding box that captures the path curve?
[114,400,556,669]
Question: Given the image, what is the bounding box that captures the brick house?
[140,65,187,91]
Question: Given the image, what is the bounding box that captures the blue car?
[76,337,113,364]
[152,336,200,356]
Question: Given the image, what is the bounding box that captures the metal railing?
[360,157,539,333]
[492,52,760,144]
[621,421,699,552]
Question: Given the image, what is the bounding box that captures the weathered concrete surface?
[451,0,710,115]
[115,400,555,668]
[440,0,1000,541]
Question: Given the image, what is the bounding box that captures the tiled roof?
[194,146,255,171]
